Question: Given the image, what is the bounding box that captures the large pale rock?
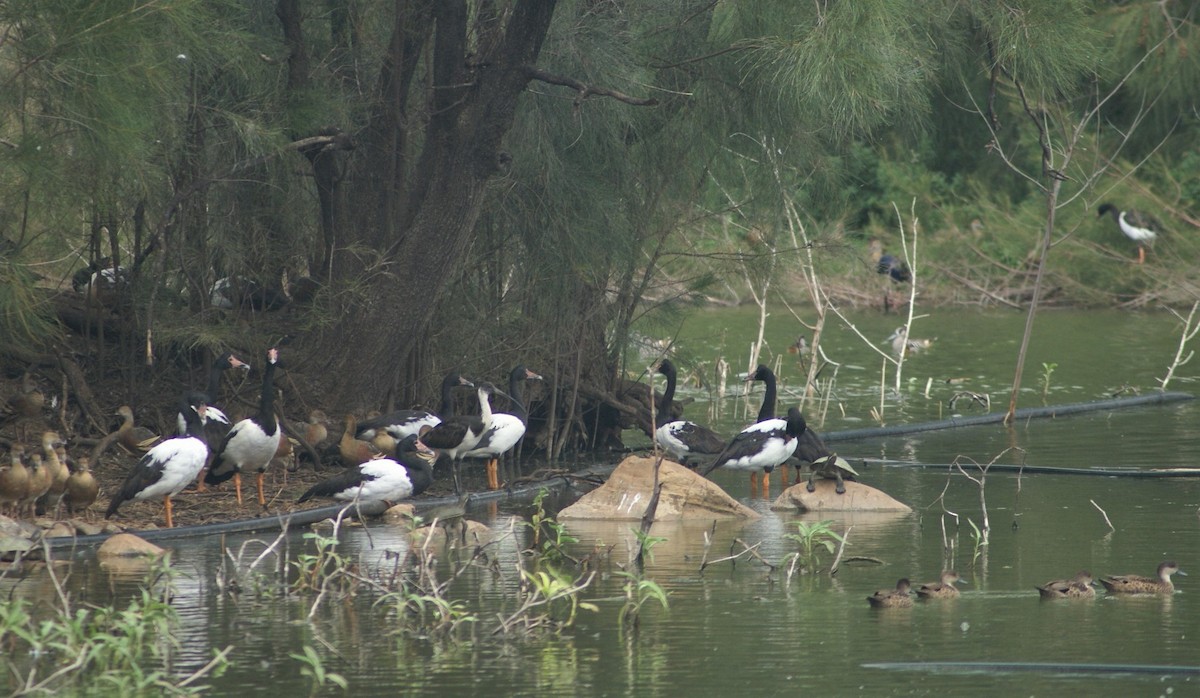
[381,503,417,524]
[771,479,912,513]
[97,533,166,558]
[558,455,759,521]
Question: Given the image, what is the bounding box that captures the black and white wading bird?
[420,382,505,494]
[356,371,473,442]
[298,434,436,506]
[205,348,280,507]
[106,392,210,528]
[463,365,542,490]
[1097,203,1162,264]
[652,359,725,466]
[702,405,807,498]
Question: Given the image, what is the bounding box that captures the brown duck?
[916,571,962,600]
[35,431,69,517]
[867,578,913,608]
[1100,562,1186,595]
[22,452,52,518]
[116,406,161,452]
[1037,571,1096,599]
[62,455,99,517]
[339,414,386,467]
[0,446,30,516]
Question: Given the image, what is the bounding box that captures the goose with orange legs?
[106,392,210,528]
[1098,203,1161,264]
[463,365,542,490]
[205,348,281,507]
[421,382,504,494]
[701,405,806,499]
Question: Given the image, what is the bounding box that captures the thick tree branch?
[522,66,659,107]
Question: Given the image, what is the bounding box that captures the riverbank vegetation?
[1,2,1197,452]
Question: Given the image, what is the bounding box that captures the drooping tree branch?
[522,66,659,107]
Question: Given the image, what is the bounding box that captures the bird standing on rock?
[702,406,807,498]
[652,359,726,467]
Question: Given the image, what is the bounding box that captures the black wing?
[298,466,378,503]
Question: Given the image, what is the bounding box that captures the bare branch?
[523,65,658,107]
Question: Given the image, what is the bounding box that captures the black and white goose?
[714,364,794,493]
[653,359,725,466]
[702,406,807,498]
[298,434,435,506]
[178,351,248,435]
[420,382,503,494]
[106,391,211,528]
[355,371,473,442]
[463,365,542,490]
[204,348,280,507]
[1098,203,1162,264]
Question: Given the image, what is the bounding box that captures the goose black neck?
[205,358,225,401]
[438,373,458,418]
[756,370,777,422]
[508,368,529,424]
[180,401,206,439]
[257,359,278,434]
[658,361,677,416]
[405,455,434,496]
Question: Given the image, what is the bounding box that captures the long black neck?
[756,369,777,423]
[438,374,458,418]
[405,455,434,497]
[205,359,224,400]
[508,369,529,424]
[658,362,677,417]
[257,359,278,435]
[181,402,206,440]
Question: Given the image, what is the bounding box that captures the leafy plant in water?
[291,645,348,695]
[615,571,669,635]
[783,520,845,575]
[523,489,579,567]
[1039,362,1057,403]
[0,551,228,695]
[291,528,359,596]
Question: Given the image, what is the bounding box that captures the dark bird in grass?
[1098,203,1162,264]
[652,359,726,467]
[106,392,210,528]
[298,434,435,506]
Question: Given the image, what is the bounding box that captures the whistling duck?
[8,371,44,418]
[356,372,473,441]
[302,410,329,448]
[702,406,806,499]
[421,382,503,494]
[63,455,99,517]
[339,413,388,466]
[106,392,210,528]
[652,359,725,467]
[299,434,435,506]
[22,453,53,518]
[0,446,30,516]
[463,365,543,490]
[206,348,281,507]
[888,326,933,358]
[1037,571,1096,600]
[1098,203,1161,264]
[34,431,69,517]
[1100,561,1186,595]
[116,406,161,452]
[916,571,963,600]
[867,578,914,608]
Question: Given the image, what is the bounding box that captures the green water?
[9,308,1200,696]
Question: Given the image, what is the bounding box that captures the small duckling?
[62,455,99,518]
[1036,571,1096,599]
[0,446,30,516]
[116,405,161,452]
[1100,562,1186,595]
[916,571,963,600]
[867,578,913,608]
